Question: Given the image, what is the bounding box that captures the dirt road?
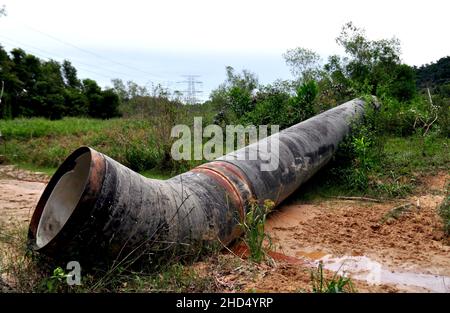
[0,165,448,292]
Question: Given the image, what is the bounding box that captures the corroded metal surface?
[28,98,369,263]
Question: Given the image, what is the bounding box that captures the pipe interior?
[36,152,91,248]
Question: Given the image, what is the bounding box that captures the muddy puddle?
[265,171,449,293]
[315,254,450,293]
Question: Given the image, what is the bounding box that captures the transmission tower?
[178,75,203,104]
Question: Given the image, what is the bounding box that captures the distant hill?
[415,56,450,89]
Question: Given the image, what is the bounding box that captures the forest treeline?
[205,22,448,138]
[0,46,120,119]
[415,56,450,88]
[0,21,449,126]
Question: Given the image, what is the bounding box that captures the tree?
[283,47,322,82]
[64,88,88,116]
[101,88,120,119]
[111,78,128,102]
[61,60,86,116]
[35,60,66,119]
[336,22,402,96]
[389,64,416,101]
[210,66,259,117]
[83,79,120,119]
[10,48,42,116]
[62,60,81,89]
[83,79,104,118]
[0,45,19,118]
[0,45,123,119]
[290,80,318,121]
[224,66,258,91]
[244,82,293,127]
[415,56,450,89]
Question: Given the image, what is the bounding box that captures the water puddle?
[314,255,450,293]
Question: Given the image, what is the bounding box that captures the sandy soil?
[0,165,448,293]
[0,166,47,230]
[262,171,450,292]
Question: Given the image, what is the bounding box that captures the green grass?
[140,168,174,180]
[0,223,218,293]
[126,264,217,292]
[15,163,57,176]
[310,262,355,293]
[239,199,274,263]
[0,117,110,140]
[0,117,209,176]
[1,118,169,172]
[380,203,415,224]
[15,163,172,180]
[381,134,449,174]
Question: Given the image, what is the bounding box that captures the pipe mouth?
[36,152,90,248]
[29,146,105,251]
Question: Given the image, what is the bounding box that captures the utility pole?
[178,75,202,105]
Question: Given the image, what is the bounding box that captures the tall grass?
[239,199,274,263]
[0,118,196,174]
[0,116,218,175]
[0,117,109,139]
[310,262,355,293]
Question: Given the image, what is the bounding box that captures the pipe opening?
[35,151,91,248]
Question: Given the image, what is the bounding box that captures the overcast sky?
[1,0,449,100]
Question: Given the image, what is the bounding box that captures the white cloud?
[1,0,448,95]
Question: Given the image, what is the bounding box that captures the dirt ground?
[261,171,449,292]
[0,166,48,230]
[0,165,448,293]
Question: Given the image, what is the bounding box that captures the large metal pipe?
[28,98,369,263]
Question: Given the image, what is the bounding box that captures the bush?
[388,64,417,101]
[241,86,292,127]
[292,80,319,121]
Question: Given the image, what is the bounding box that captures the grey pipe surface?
[28,98,368,263]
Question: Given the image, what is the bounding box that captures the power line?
[0,36,177,90]
[2,21,203,94]
[0,42,113,80]
[23,25,167,81]
[1,39,176,93]
[0,35,133,78]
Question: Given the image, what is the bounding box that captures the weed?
[310,262,355,293]
[239,199,274,263]
[380,203,415,224]
[373,178,413,198]
[0,225,55,293]
[43,267,69,293]
[0,223,219,293]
